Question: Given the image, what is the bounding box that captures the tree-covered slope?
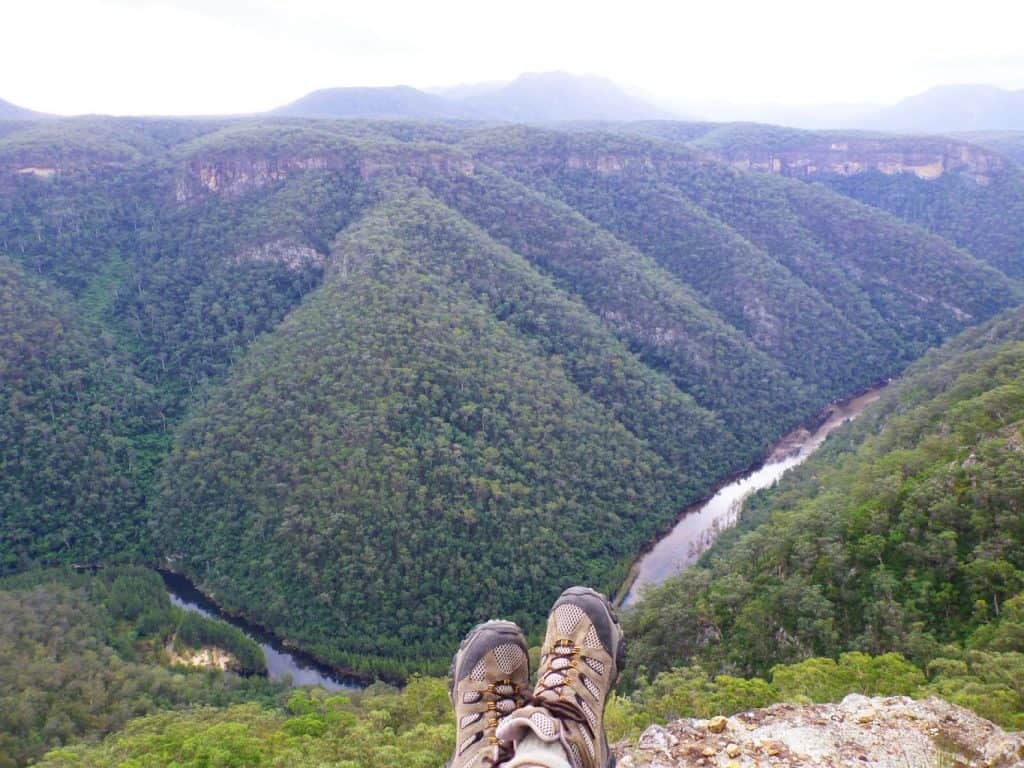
[0,568,276,767]
[825,168,1024,279]
[0,117,1022,678]
[625,305,1024,685]
[150,191,711,676]
[654,121,1024,279]
[957,130,1024,165]
[0,260,157,571]
[414,156,816,451]
[465,128,1019,390]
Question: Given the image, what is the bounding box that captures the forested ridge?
[0,116,1021,681]
[0,567,274,767]
[625,305,1024,726]
[642,120,1024,279]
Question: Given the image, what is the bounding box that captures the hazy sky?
[3,0,1023,116]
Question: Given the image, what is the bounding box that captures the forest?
[1,115,1023,684]
[0,567,273,767]
[3,108,1024,766]
[625,305,1024,727]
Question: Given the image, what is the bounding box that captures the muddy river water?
[620,387,886,608]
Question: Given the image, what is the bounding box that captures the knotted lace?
[486,641,592,768]
[484,678,523,725]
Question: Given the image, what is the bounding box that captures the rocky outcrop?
[706,138,1007,185]
[174,155,347,201]
[174,150,475,201]
[165,637,238,672]
[14,166,56,178]
[615,695,1024,768]
[230,240,325,271]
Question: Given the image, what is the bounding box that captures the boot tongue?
[495,706,564,746]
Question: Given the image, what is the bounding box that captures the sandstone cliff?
[701,135,1006,185]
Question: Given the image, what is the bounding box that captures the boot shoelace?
[478,679,520,767]
[485,641,592,768]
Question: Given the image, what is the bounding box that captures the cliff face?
[704,138,1006,185]
[615,695,1024,768]
[173,149,476,201]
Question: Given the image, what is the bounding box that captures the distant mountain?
[861,84,1024,133]
[460,71,673,122]
[270,85,482,120]
[271,73,674,123]
[681,99,880,130]
[675,84,1024,133]
[0,97,47,120]
[427,80,508,101]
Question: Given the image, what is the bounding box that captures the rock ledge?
[614,694,1024,768]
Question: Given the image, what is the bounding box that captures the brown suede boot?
[495,587,626,768]
[448,620,530,768]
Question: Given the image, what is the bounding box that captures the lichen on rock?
[614,694,1024,767]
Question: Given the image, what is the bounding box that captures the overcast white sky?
[3,0,1023,116]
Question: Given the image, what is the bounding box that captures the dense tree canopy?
[0,568,274,767]
[625,307,1024,696]
[0,116,1020,677]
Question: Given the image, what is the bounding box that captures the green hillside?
[0,117,1021,677]
[465,128,1016,393]
[826,169,1024,279]
[151,192,702,675]
[958,130,1024,165]
[653,121,1024,279]
[0,260,157,570]
[0,568,276,767]
[626,305,1024,696]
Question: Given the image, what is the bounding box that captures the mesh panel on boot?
[530,711,557,737]
[459,734,480,756]
[579,698,598,732]
[493,643,526,674]
[470,657,487,681]
[581,674,601,700]
[554,604,585,634]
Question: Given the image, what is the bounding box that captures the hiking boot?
[448,620,530,768]
[496,587,626,768]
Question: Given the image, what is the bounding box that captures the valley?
[2,107,1024,766]
[2,116,1022,680]
[620,384,886,607]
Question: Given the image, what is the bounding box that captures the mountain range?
[275,77,1024,132]
[273,71,671,123]
[0,96,46,120]
[861,83,1024,132]
[6,76,1024,133]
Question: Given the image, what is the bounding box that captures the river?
[620,386,886,608]
[160,570,363,691]
[160,386,884,682]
